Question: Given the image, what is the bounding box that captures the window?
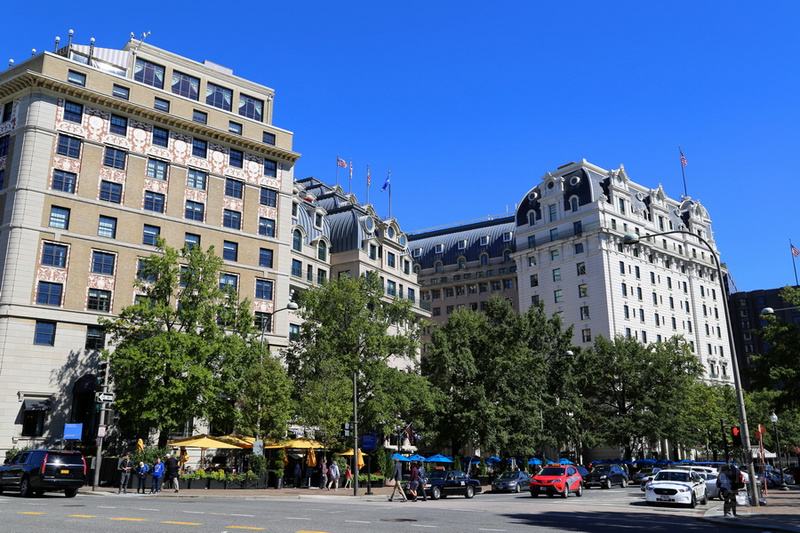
[259,248,273,268]
[192,110,207,124]
[480,253,489,265]
[622,283,628,297]
[292,229,303,251]
[263,131,276,145]
[219,273,238,293]
[550,229,558,242]
[99,181,122,203]
[98,216,117,238]
[85,326,105,350]
[172,71,200,100]
[548,204,557,222]
[103,146,126,169]
[318,241,327,262]
[408,288,415,303]
[225,178,243,198]
[554,289,563,303]
[229,149,243,168]
[206,82,233,111]
[239,94,264,121]
[552,268,561,281]
[42,243,68,268]
[291,259,302,277]
[134,58,165,88]
[49,206,70,229]
[580,306,590,320]
[112,84,129,99]
[577,262,586,275]
[387,252,396,268]
[56,135,81,158]
[37,281,63,306]
[223,209,241,229]
[0,169,4,189]
[63,101,83,123]
[574,243,584,254]
[153,97,170,112]
[192,138,207,158]
[579,283,588,297]
[289,324,300,340]
[530,274,538,287]
[52,170,77,193]
[185,200,205,221]
[91,251,115,275]
[260,187,277,206]
[34,320,56,346]
[255,279,273,300]
[581,328,592,342]
[187,169,207,189]
[144,191,165,212]
[2,102,11,122]
[142,224,160,245]
[259,217,276,237]
[152,126,169,147]
[109,114,127,136]
[264,159,277,177]
[550,249,560,261]
[503,231,512,242]
[229,121,242,135]
[87,288,111,312]
[184,233,200,249]
[223,241,238,261]
[146,158,168,180]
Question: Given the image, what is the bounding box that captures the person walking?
[135,461,149,494]
[164,453,180,493]
[344,465,353,489]
[320,458,328,490]
[293,462,301,489]
[117,454,134,494]
[388,457,407,502]
[327,461,340,491]
[408,462,420,501]
[150,457,164,493]
[417,462,428,501]
[718,464,738,517]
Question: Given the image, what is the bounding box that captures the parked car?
[530,464,583,498]
[0,449,86,497]
[633,467,660,486]
[584,464,628,489]
[418,470,482,500]
[644,469,708,508]
[699,472,720,500]
[492,471,531,493]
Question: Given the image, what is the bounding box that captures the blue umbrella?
[391,453,410,462]
[486,456,501,465]
[528,458,542,465]
[559,458,574,464]
[407,454,426,461]
[426,454,454,463]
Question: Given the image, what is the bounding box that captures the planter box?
[207,479,227,490]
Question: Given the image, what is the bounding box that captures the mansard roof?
[408,216,516,268]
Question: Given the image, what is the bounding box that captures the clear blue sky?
[5,1,799,292]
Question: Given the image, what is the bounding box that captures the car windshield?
[591,466,610,473]
[539,467,565,476]
[428,470,447,480]
[498,472,523,480]
[654,471,689,482]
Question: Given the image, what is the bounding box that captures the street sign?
[95,392,115,403]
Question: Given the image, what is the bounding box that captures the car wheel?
[621,477,628,488]
[465,486,475,499]
[514,484,521,493]
[700,489,707,505]
[576,483,583,497]
[689,493,697,508]
[64,488,77,498]
[605,479,612,489]
[562,486,569,498]
[431,487,441,500]
[19,477,31,497]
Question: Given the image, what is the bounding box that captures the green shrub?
[249,454,267,475]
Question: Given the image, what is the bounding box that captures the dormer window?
[458,240,467,250]
[480,235,489,246]
[503,231,512,242]
[387,227,395,239]
[315,213,323,228]
[413,248,422,258]
[434,243,444,254]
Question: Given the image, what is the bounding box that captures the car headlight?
[508,481,517,486]
[645,485,654,491]
[600,475,607,479]
[677,487,689,492]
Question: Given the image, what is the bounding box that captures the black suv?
[583,464,628,489]
[0,449,86,497]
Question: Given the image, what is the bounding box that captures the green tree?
[283,274,429,447]
[101,242,289,446]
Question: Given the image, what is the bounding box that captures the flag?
[367,165,371,187]
[680,148,687,166]
[382,171,391,192]
[792,244,800,257]
[337,157,347,168]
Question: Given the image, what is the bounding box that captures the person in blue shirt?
[150,457,164,494]
[135,461,150,494]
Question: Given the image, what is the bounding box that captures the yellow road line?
[68,515,97,518]
[161,521,203,525]
[224,527,265,530]
[19,512,45,515]
[109,517,148,521]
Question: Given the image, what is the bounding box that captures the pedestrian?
[151,457,164,493]
[388,457,407,502]
[117,453,133,494]
[135,461,149,494]
[327,461,340,491]
[717,464,738,517]
[320,458,328,490]
[164,453,180,493]
[408,462,420,501]
[293,462,301,489]
[344,465,353,489]
[417,462,428,501]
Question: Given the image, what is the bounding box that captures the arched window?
[458,257,467,270]
[317,241,327,261]
[570,197,579,212]
[434,261,443,273]
[292,229,302,251]
[528,211,536,226]
[503,249,512,262]
[480,253,489,266]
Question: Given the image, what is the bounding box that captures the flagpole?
[388,171,392,219]
[679,146,688,197]
[792,240,799,286]
[366,164,371,205]
[349,159,353,195]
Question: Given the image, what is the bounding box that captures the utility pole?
[92,361,109,490]
[352,371,358,496]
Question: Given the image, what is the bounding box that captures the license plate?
[540,486,548,492]
[659,495,670,501]
[61,469,69,474]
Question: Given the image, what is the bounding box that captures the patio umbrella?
[216,434,255,448]
[166,434,244,466]
[528,458,542,465]
[391,453,411,462]
[426,454,454,463]
[306,450,317,467]
[558,458,574,464]
[283,438,325,449]
[487,456,501,465]
[340,448,366,469]
[136,438,145,452]
[408,454,427,462]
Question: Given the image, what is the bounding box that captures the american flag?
[792,244,800,257]
[680,149,687,166]
[337,157,347,168]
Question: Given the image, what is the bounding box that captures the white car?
[699,472,720,500]
[644,469,708,507]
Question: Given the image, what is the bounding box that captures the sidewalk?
[700,486,800,532]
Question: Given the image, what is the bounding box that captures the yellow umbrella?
[216,434,255,448]
[166,435,244,449]
[136,438,145,452]
[283,438,324,449]
[339,448,365,470]
[306,450,317,467]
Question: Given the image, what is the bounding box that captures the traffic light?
[97,362,108,385]
[731,426,742,446]
[341,423,351,438]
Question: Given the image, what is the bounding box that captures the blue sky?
[5,1,799,292]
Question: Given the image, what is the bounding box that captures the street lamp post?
[769,412,789,491]
[623,231,761,505]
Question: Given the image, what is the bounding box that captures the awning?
[22,399,50,411]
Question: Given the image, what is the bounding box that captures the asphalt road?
[0,486,744,533]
